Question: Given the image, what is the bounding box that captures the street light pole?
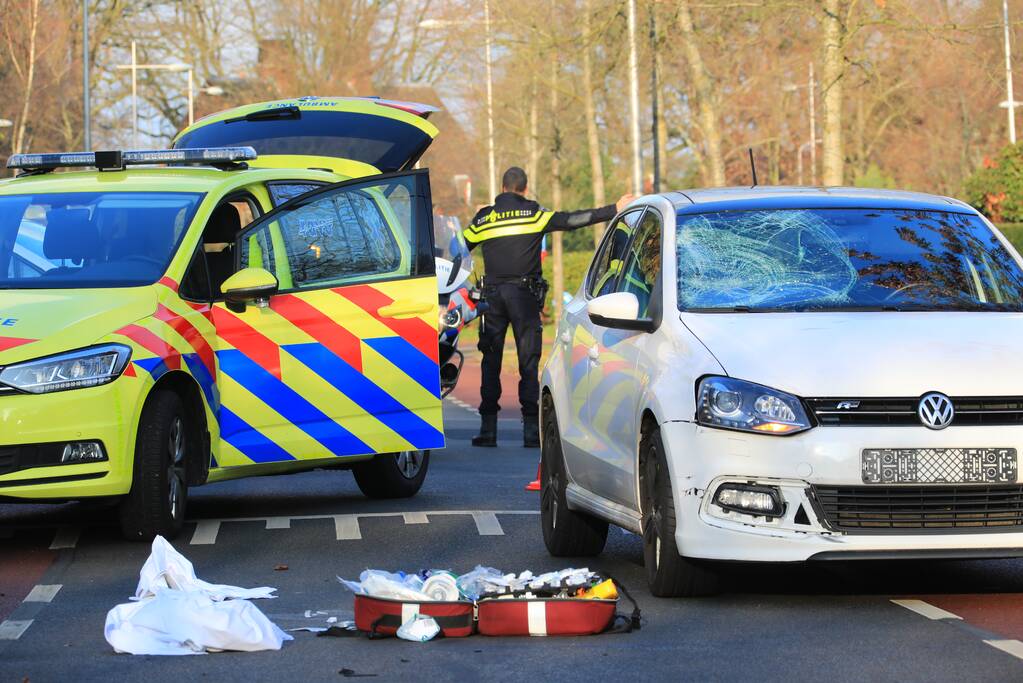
[626,0,642,194]
[131,40,138,148]
[187,68,194,126]
[83,0,90,150]
[484,0,496,200]
[1004,0,1017,144]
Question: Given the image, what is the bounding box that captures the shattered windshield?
[675,208,1023,312]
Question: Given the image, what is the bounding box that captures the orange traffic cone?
[525,461,541,491]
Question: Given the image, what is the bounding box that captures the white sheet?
[104,536,292,655]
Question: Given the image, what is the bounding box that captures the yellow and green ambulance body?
[0,97,445,539]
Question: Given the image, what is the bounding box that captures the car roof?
[664,186,976,214]
[0,165,341,196]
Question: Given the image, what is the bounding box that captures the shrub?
[964,143,1023,222]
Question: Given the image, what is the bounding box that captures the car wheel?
[540,395,608,557]
[641,427,718,597]
[352,450,430,499]
[118,390,188,541]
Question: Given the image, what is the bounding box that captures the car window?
[0,192,201,289]
[617,210,662,318]
[267,182,327,207]
[587,210,643,298]
[239,177,413,292]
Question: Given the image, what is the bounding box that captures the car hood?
[0,288,157,365]
[680,311,1023,397]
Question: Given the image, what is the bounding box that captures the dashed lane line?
[892,599,1023,662]
[333,515,362,541]
[890,599,963,621]
[190,520,221,545]
[23,585,61,603]
[48,527,80,550]
[472,511,504,536]
[0,620,32,641]
[183,509,538,545]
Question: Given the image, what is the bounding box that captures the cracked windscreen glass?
[675,208,1023,312]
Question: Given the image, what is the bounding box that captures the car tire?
[118,390,189,541]
[540,395,609,557]
[352,450,430,499]
[641,427,718,597]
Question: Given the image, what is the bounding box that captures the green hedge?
[998,224,1023,251]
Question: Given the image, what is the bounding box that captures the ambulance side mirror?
[221,267,279,313]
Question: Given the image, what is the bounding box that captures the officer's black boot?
[523,415,540,448]
[472,414,498,447]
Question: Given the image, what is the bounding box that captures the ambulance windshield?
[0,191,203,289]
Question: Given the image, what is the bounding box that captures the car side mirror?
[221,267,279,312]
[587,292,654,332]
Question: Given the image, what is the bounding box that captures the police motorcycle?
[434,215,486,397]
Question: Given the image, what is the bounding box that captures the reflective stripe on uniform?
[463,209,554,243]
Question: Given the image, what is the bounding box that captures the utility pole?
[626,0,642,194]
[484,0,496,200]
[130,41,137,148]
[808,62,817,184]
[1003,0,1019,144]
[83,0,90,150]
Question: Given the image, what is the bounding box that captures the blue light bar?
[6,147,258,171]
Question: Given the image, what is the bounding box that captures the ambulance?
[0,97,445,539]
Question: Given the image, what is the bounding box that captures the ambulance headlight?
[0,344,132,394]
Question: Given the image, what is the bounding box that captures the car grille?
[811,485,1023,533]
[805,397,1023,427]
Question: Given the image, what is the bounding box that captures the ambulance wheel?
[353,450,429,498]
[640,428,718,597]
[118,390,188,541]
[540,395,608,557]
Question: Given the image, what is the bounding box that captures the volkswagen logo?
[918,392,955,430]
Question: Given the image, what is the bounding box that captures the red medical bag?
[353,595,475,638]
[475,597,619,636]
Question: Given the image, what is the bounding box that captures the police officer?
[464,166,635,448]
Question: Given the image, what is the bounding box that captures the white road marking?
[403,512,430,524]
[472,512,504,536]
[48,527,79,550]
[190,520,221,545]
[334,515,362,541]
[266,517,291,530]
[23,585,61,603]
[890,599,963,621]
[985,639,1023,660]
[0,620,32,641]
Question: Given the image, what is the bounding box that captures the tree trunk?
[820,0,846,186]
[527,76,540,197]
[582,0,606,246]
[677,0,725,186]
[550,50,564,322]
[13,0,41,155]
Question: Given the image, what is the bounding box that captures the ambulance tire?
[118,390,188,541]
[540,395,608,557]
[352,450,430,499]
[640,428,718,597]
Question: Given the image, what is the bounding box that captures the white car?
[540,187,1023,596]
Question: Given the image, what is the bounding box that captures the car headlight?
[697,376,812,435]
[0,344,132,394]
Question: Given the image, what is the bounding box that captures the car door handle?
[377,300,433,318]
[588,345,600,361]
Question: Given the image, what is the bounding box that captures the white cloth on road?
[104,536,291,655]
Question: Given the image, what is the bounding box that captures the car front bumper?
[0,378,143,500]
[660,420,1023,562]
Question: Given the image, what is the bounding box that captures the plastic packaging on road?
[104,536,291,655]
[396,615,441,642]
[339,570,432,601]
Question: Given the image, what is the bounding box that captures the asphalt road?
[3,401,1023,682]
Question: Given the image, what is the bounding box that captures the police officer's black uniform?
[464,191,617,447]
